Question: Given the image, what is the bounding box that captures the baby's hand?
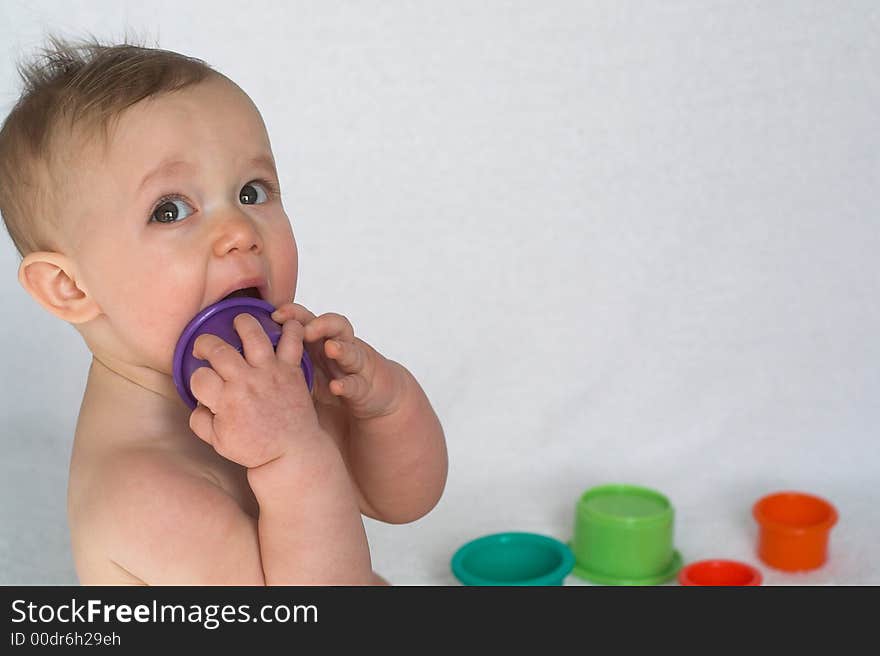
[188,313,324,468]
[272,303,403,420]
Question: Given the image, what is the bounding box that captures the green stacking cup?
[570,484,682,585]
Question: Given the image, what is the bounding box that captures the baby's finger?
[330,373,370,403]
[275,318,305,368]
[325,338,366,374]
[304,312,354,343]
[271,302,316,326]
[188,403,218,448]
[233,313,274,367]
[190,366,224,413]
[192,333,247,381]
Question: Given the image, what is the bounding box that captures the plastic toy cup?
[451,533,575,586]
[570,484,682,585]
[678,560,763,586]
[172,297,314,409]
[752,491,838,572]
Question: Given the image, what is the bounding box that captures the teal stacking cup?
[570,484,682,585]
[451,533,575,586]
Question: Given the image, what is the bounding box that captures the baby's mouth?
[221,287,263,302]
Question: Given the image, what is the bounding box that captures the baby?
[0,36,447,585]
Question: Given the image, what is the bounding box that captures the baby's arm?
[246,431,373,584]
[341,358,447,523]
[186,313,374,584]
[272,304,448,524]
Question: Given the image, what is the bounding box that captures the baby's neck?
[91,354,181,405]
[77,356,193,448]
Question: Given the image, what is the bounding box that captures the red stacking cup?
[678,559,762,586]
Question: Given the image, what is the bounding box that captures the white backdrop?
[0,1,877,585]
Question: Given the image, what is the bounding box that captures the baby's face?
[60,75,298,374]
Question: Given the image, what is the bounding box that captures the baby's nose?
[212,210,262,255]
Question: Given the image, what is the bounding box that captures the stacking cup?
[451,533,575,586]
[752,491,838,571]
[173,297,314,409]
[678,559,763,586]
[571,484,682,585]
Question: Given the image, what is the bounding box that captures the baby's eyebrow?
[136,154,278,193]
[137,158,194,193]
[247,154,279,179]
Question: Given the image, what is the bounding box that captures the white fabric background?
[0,1,877,585]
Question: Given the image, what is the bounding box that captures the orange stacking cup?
[752,491,838,572]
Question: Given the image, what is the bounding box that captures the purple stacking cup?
[172,297,314,410]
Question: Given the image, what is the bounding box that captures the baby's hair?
[0,31,219,258]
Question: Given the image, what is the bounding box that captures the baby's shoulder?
[72,445,219,532]
[70,444,263,584]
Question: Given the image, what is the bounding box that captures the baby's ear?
[18,252,101,324]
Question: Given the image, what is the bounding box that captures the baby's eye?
[150,197,194,224]
[240,180,273,205]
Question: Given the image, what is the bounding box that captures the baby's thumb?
[275,318,305,368]
[188,404,218,448]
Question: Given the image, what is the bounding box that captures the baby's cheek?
[272,254,298,305]
[272,222,299,303]
[137,304,197,373]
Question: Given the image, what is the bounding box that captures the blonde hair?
[0,32,219,258]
